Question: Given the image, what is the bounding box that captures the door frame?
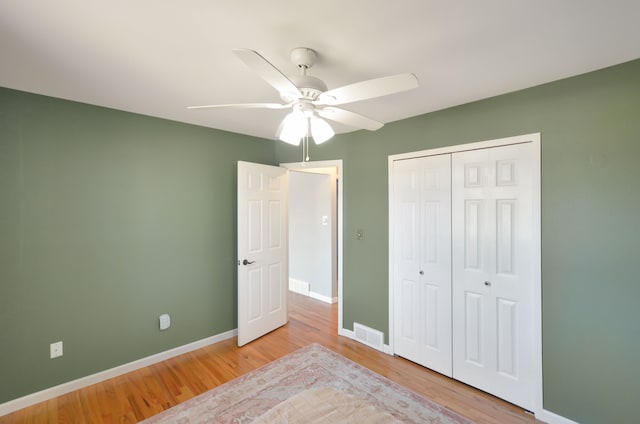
[388,133,542,415]
[280,160,344,333]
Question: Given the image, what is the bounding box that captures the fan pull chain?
[305,134,310,162]
[301,135,308,163]
[301,128,310,164]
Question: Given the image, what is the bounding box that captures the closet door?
[451,143,535,410]
[393,155,452,376]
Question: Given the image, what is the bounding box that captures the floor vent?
[353,322,384,352]
[289,278,310,296]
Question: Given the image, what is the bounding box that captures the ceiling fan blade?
[318,107,384,131]
[233,49,302,99]
[316,73,419,106]
[188,102,291,110]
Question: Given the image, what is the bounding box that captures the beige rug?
[141,343,473,423]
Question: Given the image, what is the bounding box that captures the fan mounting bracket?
[290,47,317,69]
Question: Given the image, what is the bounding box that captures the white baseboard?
[0,329,237,417]
[537,409,580,424]
[309,291,338,304]
[289,279,336,304]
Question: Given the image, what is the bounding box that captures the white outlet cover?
[50,341,63,359]
[159,313,171,330]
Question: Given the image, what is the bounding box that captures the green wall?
[0,88,275,403]
[275,59,640,424]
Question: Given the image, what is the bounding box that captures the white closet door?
[451,143,535,410]
[393,155,452,376]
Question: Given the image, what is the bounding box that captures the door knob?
[484,281,491,287]
[419,270,424,275]
[242,259,255,265]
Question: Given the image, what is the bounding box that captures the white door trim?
[280,160,344,334]
[388,133,542,415]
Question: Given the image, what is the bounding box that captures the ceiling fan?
[189,47,419,146]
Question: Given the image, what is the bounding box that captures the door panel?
[268,200,282,248]
[424,284,439,348]
[423,201,439,263]
[496,297,517,377]
[464,291,484,366]
[393,155,452,376]
[268,263,283,312]
[248,268,262,321]
[248,200,262,252]
[463,200,482,269]
[496,200,516,274]
[452,143,535,410]
[401,279,417,341]
[238,161,288,346]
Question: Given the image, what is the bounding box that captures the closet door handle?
[242,259,255,266]
[484,281,491,287]
[419,270,424,275]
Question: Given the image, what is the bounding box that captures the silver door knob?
[484,281,491,287]
[419,270,424,275]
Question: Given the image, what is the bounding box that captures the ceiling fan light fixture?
[277,110,307,145]
[189,48,419,148]
[310,116,334,144]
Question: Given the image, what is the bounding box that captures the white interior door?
[237,161,288,346]
[393,154,452,376]
[451,143,536,410]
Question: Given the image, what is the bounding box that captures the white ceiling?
[2,1,640,140]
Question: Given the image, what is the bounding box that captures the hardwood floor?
[1,293,541,423]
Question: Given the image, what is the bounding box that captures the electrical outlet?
[159,313,171,330]
[50,341,63,359]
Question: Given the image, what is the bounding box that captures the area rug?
[140,343,473,423]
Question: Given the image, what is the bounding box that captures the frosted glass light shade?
[277,111,308,145]
[310,116,335,144]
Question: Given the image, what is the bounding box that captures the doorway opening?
[281,160,343,333]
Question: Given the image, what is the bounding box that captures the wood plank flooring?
[1,293,541,423]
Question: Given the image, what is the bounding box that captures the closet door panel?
[393,155,452,377]
[452,143,536,411]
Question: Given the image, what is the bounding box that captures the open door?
[237,161,289,346]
